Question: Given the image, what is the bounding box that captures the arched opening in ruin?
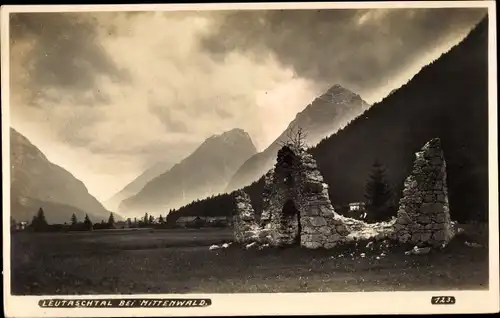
[281,199,301,245]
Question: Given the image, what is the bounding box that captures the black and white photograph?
[2,1,498,316]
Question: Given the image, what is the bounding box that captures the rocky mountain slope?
[10,128,112,223]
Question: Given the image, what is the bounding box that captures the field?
[10,226,489,295]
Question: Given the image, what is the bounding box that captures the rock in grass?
[465,241,483,248]
[405,246,431,255]
[245,242,257,249]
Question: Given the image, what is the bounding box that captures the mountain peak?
[227,127,246,134]
[206,128,254,149]
[290,84,370,128]
[212,128,249,138]
[327,83,348,92]
[316,84,366,106]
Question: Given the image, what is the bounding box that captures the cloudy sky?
[9,7,486,201]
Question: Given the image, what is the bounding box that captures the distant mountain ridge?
[225,84,370,193]
[118,128,258,216]
[10,128,113,224]
[104,160,175,211]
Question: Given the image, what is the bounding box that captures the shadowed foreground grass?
[11,227,488,295]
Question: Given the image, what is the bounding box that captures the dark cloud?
[10,12,129,106]
[200,8,487,94]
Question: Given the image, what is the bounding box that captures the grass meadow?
[10,225,489,295]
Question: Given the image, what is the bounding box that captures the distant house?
[176,216,199,228]
[175,216,231,228]
[348,202,366,212]
[347,202,368,220]
[16,222,28,231]
[115,221,130,229]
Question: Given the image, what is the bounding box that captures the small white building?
[16,222,28,231]
[348,202,366,212]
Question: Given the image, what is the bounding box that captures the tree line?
[11,208,220,233]
[13,208,119,232]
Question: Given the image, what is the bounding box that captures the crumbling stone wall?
[296,150,351,248]
[233,190,260,244]
[237,145,349,249]
[394,138,456,247]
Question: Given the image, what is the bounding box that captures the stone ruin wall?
[233,138,457,250]
[233,190,260,245]
[393,138,456,247]
[258,146,349,249]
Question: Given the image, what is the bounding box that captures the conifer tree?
[37,207,48,225]
[32,207,48,232]
[70,213,78,227]
[158,214,164,224]
[84,214,93,231]
[364,160,393,222]
[107,212,115,228]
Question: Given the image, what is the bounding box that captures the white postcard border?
[2,1,498,317]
